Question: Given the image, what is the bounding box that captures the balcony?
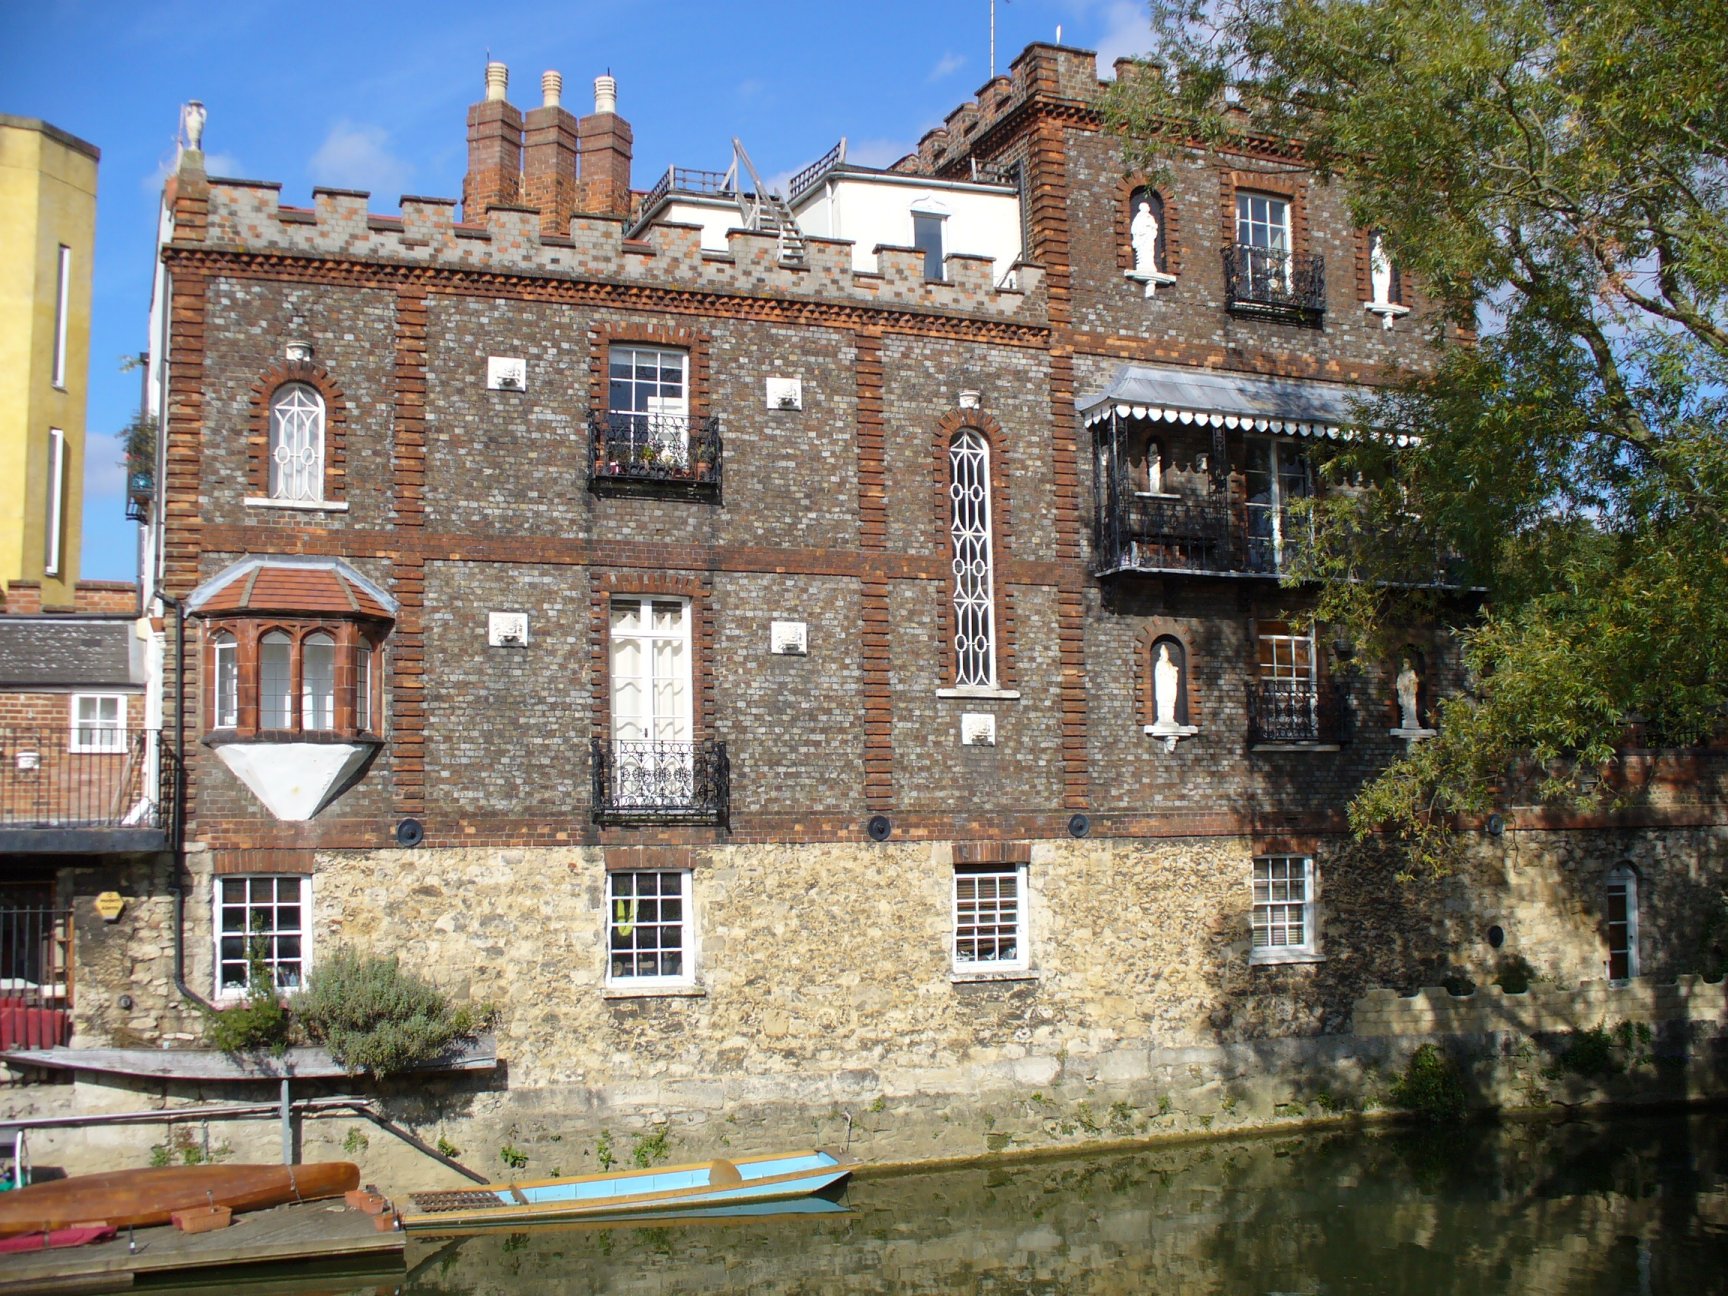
[0,728,169,854]
[1247,682,1350,748]
[588,414,722,501]
[591,739,730,827]
[1093,493,1311,580]
[1224,245,1326,325]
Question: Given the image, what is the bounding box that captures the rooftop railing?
[0,728,163,832]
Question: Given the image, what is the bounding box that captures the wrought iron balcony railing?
[591,738,730,826]
[0,727,165,831]
[1093,493,1235,575]
[1224,245,1326,323]
[1247,682,1350,747]
[588,413,722,500]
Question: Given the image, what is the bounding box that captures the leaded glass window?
[948,429,997,688]
[268,384,325,502]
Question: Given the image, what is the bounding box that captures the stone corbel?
[1366,300,1411,331]
[1126,269,1178,299]
[1144,721,1199,753]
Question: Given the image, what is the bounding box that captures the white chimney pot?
[541,71,562,108]
[485,61,509,102]
[594,74,617,115]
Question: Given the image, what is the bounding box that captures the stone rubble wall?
[1351,976,1727,1038]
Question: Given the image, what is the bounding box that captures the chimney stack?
[522,70,580,235]
[463,60,523,220]
[577,73,633,218]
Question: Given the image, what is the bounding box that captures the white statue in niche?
[1131,200,1161,274]
[1392,654,1435,739]
[1154,643,1181,727]
[1146,639,1199,750]
[1370,232,1394,305]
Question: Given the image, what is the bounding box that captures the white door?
[609,598,693,805]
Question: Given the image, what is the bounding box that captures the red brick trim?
[586,320,713,420]
[1251,835,1323,858]
[932,409,1016,691]
[212,848,315,875]
[393,288,428,528]
[247,360,349,502]
[600,846,698,872]
[1131,620,1204,728]
[390,555,425,816]
[1115,177,1181,276]
[1219,168,1310,259]
[953,839,1032,864]
[856,330,894,811]
[855,332,887,551]
[589,572,715,743]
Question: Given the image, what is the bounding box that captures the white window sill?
[1251,743,1341,753]
[950,968,1039,984]
[936,687,1021,701]
[602,983,705,1000]
[1249,948,1324,967]
[243,497,349,513]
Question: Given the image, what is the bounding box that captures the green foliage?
[202,943,291,1054]
[1494,956,1537,995]
[435,1135,461,1159]
[149,1126,229,1168]
[294,946,477,1079]
[1110,0,1728,871]
[1390,1044,1468,1123]
[631,1126,670,1169]
[1553,1025,1619,1078]
[595,1130,615,1171]
[499,1143,528,1170]
[343,1127,370,1157]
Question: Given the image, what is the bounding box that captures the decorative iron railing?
[587,413,722,499]
[1223,245,1326,323]
[0,728,163,830]
[591,739,730,825]
[125,469,153,523]
[1092,492,1235,575]
[1247,682,1350,746]
[786,140,846,203]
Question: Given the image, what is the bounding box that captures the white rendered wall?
[659,198,745,252]
[792,175,1022,281]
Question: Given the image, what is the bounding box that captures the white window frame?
[606,345,690,466]
[52,245,71,389]
[1235,191,1292,294]
[267,383,326,503]
[213,874,312,1000]
[44,428,66,578]
[212,632,238,729]
[69,693,125,753]
[1606,864,1639,981]
[1250,855,1322,964]
[605,869,695,989]
[952,863,1029,973]
[948,429,998,689]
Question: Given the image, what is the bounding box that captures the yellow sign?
[95,892,126,922]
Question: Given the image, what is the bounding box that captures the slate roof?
[0,617,142,690]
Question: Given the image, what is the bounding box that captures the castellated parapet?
[173,175,1046,324]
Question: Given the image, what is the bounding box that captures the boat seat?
[706,1158,742,1187]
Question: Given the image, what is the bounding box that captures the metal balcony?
[591,739,730,827]
[1247,682,1350,747]
[0,728,169,853]
[587,414,722,501]
[1224,245,1326,324]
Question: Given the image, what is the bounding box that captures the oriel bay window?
[203,621,382,738]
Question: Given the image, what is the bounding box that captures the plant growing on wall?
[295,946,487,1080]
[202,936,292,1054]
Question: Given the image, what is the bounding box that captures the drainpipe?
[156,591,213,1013]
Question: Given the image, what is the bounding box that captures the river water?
[306,1112,1728,1294]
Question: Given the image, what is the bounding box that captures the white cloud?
[846,137,921,170]
[1088,1,1155,75]
[309,121,413,198]
[928,52,966,83]
[737,77,765,101]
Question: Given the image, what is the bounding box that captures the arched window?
[949,429,997,688]
[212,632,238,729]
[301,632,336,732]
[1606,864,1640,980]
[268,383,325,502]
[259,631,293,729]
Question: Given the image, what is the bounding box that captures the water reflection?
[369,1114,1727,1294]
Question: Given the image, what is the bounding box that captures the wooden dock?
[0,1199,404,1294]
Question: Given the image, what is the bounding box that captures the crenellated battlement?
[915,43,1106,175]
[172,164,1045,323]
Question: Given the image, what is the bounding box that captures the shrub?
[295,946,476,1079]
[202,946,291,1054]
[1389,1044,1468,1123]
[1493,955,1536,995]
[1553,1024,1620,1077]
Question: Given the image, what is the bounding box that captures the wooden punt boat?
[0,1161,359,1236]
[399,1149,849,1230]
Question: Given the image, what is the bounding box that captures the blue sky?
[3,0,1153,583]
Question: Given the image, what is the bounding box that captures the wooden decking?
[0,1199,404,1294]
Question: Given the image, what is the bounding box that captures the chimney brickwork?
[577,75,633,218]
[522,71,580,234]
[463,62,523,221]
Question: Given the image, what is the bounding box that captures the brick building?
[15,46,1725,1169]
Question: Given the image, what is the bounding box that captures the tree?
[1108,0,1728,871]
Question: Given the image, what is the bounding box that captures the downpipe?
[156,591,214,1013]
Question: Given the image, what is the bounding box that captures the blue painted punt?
[400,1149,850,1230]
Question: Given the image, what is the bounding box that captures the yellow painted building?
[0,116,99,608]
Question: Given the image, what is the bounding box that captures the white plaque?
[766,377,802,411]
[488,611,529,647]
[961,713,996,746]
[487,356,527,391]
[770,620,808,655]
